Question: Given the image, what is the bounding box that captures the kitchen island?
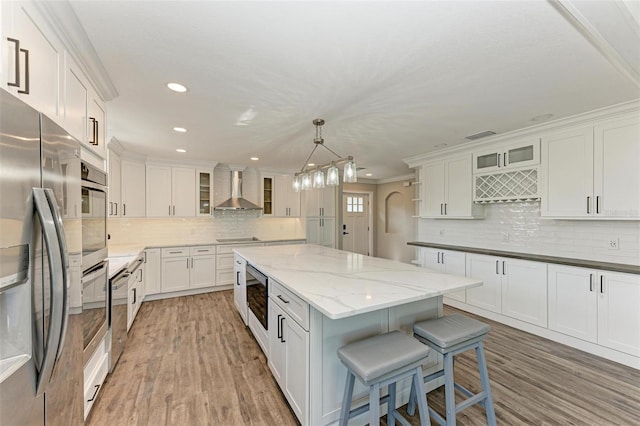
[233,244,482,426]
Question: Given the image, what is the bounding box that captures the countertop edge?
[407,242,640,275]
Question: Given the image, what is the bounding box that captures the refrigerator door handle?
[32,188,68,396]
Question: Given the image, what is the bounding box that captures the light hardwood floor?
[87,290,640,425]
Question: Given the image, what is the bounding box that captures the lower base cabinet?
[144,249,161,295]
[233,255,247,325]
[127,268,143,332]
[548,265,640,357]
[160,246,216,292]
[83,338,108,419]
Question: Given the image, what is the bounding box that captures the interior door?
[342,193,369,255]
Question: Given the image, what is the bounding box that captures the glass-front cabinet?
[262,176,274,216]
[197,169,213,216]
[473,138,540,173]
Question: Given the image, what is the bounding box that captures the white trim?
[143,284,232,302]
[375,173,416,184]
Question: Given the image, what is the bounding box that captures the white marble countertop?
[234,244,482,320]
[108,256,136,279]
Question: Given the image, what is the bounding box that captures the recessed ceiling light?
[250,157,259,161]
[167,82,188,93]
[365,173,373,177]
[173,127,187,133]
[307,163,315,167]
[531,113,554,122]
[176,148,187,153]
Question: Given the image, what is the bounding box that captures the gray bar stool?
[337,330,432,426]
[408,314,496,426]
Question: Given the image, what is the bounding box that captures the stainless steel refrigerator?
[0,89,83,425]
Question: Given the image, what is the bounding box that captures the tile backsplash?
[418,202,640,265]
[108,213,304,246]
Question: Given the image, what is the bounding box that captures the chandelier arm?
[299,144,320,172]
[318,143,343,159]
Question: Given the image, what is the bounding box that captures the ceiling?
[68,0,640,181]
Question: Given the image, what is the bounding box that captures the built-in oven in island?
[246,264,268,330]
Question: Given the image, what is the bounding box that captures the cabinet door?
[465,254,502,314]
[541,127,594,217]
[441,250,466,302]
[127,280,138,331]
[594,117,640,218]
[268,300,286,388]
[3,2,62,121]
[547,265,597,343]
[445,156,473,217]
[473,149,500,174]
[597,272,640,356]
[303,190,321,217]
[146,165,172,217]
[504,138,540,169]
[421,162,445,218]
[196,169,213,216]
[64,56,88,143]
[108,150,121,217]
[121,160,146,217]
[161,257,190,293]
[420,247,441,272]
[190,255,216,289]
[172,167,196,217]
[501,259,547,327]
[263,176,275,216]
[321,186,336,217]
[320,217,336,248]
[144,249,161,296]
[234,256,247,324]
[87,94,106,156]
[284,314,309,423]
[305,218,321,245]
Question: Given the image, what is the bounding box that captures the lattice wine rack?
[474,168,540,203]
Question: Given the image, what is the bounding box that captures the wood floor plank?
[86,291,640,426]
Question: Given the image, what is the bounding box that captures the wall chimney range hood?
[214,170,262,210]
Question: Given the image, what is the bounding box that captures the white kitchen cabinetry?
[63,55,89,143]
[473,138,540,173]
[548,265,640,356]
[83,338,108,419]
[160,246,216,293]
[466,254,547,327]
[303,185,336,217]
[2,1,63,123]
[216,243,263,286]
[262,175,274,216]
[144,248,161,296]
[196,169,213,216]
[120,159,146,217]
[86,89,107,157]
[146,165,196,217]
[127,264,143,331]
[421,155,483,219]
[306,217,335,248]
[108,149,121,217]
[541,116,640,219]
[268,280,309,424]
[275,175,301,217]
[421,247,466,302]
[233,254,247,325]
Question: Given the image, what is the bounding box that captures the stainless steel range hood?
[214,170,262,210]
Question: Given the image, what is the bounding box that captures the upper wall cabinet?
[196,169,213,216]
[120,159,146,217]
[263,175,301,217]
[2,1,63,122]
[473,138,540,174]
[146,165,196,217]
[303,185,336,218]
[421,154,483,219]
[541,115,639,219]
[108,149,121,217]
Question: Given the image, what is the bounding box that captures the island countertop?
[234,244,482,320]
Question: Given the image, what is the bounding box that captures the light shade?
[313,169,325,188]
[343,160,357,183]
[301,173,312,190]
[292,175,302,192]
[326,165,339,186]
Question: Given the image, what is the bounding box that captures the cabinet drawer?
[161,247,189,258]
[190,246,215,256]
[270,280,309,331]
[216,269,235,286]
[83,341,108,420]
[216,242,263,255]
[216,254,234,270]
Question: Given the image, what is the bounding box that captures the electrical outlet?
[501,232,510,243]
[608,238,619,250]
[439,229,445,237]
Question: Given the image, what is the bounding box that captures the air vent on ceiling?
[466,130,496,140]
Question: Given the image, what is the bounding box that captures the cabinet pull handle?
[18,47,29,95]
[186,259,189,269]
[87,384,100,402]
[502,261,506,275]
[277,314,282,339]
[191,258,194,268]
[280,316,286,342]
[504,152,507,167]
[95,120,99,145]
[600,275,604,294]
[109,201,113,215]
[596,196,600,214]
[497,153,501,168]
[138,269,142,282]
[236,271,240,286]
[123,204,126,216]
[115,203,118,215]
[169,251,182,254]
[440,203,443,215]
[7,38,21,88]
[444,203,447,215]
[88,118,97,145]
[277,294,290,304]
[587,196,591,214]
[173,205,176,216]
[436,252,440,264]
[589,274,594,292]
[132,288,137,304]
[441,252,445,264]
[495,260,499,275]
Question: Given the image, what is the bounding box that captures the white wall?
[418,201,640,266]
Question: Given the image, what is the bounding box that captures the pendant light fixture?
[293,119,356,192]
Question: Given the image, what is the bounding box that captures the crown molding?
[375,173,416,185]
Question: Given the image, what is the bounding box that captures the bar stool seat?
[338,330,432,426]
[408,314,496,426]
